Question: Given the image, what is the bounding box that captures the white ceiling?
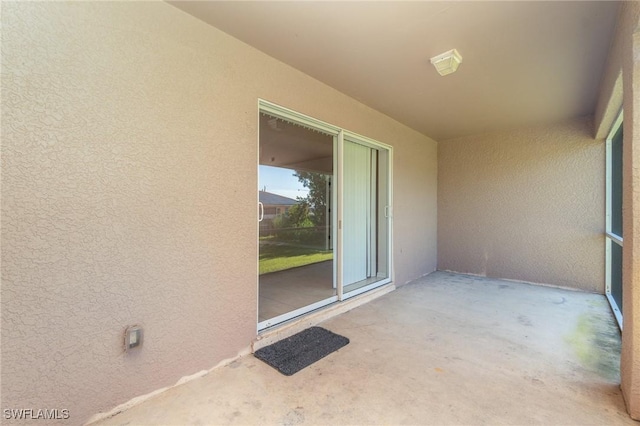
[170,1,619,141]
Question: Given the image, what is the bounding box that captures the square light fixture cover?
[430,49,462,76]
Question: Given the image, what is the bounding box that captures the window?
[605,111,623,329]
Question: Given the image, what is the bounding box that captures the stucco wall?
[622,28,640,419]
[593,2,640,419]
[1,2,437,423]
[594,2,624,139]
[619,2,640,419]
[438,117,604,292]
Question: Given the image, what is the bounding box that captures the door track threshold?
[253,283,395,352]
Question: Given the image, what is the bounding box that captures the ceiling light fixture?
[430,49,462,76]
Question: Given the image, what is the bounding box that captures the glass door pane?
[611,124,623,237]
[342,138,390,297]
[610,240,623,313]
[258,112,336,329]
[343,141,370,287]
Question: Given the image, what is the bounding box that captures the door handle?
[258,202,264,222]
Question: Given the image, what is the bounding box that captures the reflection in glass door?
[258,111,337,329]
[258,101,393,331]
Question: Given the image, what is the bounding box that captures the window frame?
[605,109,624,330]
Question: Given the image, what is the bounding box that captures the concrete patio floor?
[97,272,635,425]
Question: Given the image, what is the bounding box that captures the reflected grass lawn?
[259,243,333,275]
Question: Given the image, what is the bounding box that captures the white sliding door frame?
[605,109,623,330]
[257,100,340,331]
[257,99,393,330]
[336,130,345,299]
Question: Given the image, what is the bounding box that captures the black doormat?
[254,326,349,376]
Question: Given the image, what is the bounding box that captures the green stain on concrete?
[565,312,621,382]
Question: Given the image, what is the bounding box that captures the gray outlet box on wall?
[124,326,143,352]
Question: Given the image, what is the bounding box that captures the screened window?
[605,113,623,329]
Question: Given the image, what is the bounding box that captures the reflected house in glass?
[258,190,298,223]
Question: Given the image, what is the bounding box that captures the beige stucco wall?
[594,2,624,139]
[622,30,640,419]
[1,2,437,423]
[438,116,604,292]
[594,2,640,418]
[620,2,640,420]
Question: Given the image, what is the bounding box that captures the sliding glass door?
[258,110,337,330]
[258,101,392,330]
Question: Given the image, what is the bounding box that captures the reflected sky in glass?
[259,165,309,200]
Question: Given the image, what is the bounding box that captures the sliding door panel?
[258,111,337,330]
[343,141,371,286]
[342,137,391,296]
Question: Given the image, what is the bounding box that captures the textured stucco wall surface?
[594,2,624,139]
[622,31,640,418]
[438,117,604,292]
[619,1,640,419]
[1,2,437,423]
